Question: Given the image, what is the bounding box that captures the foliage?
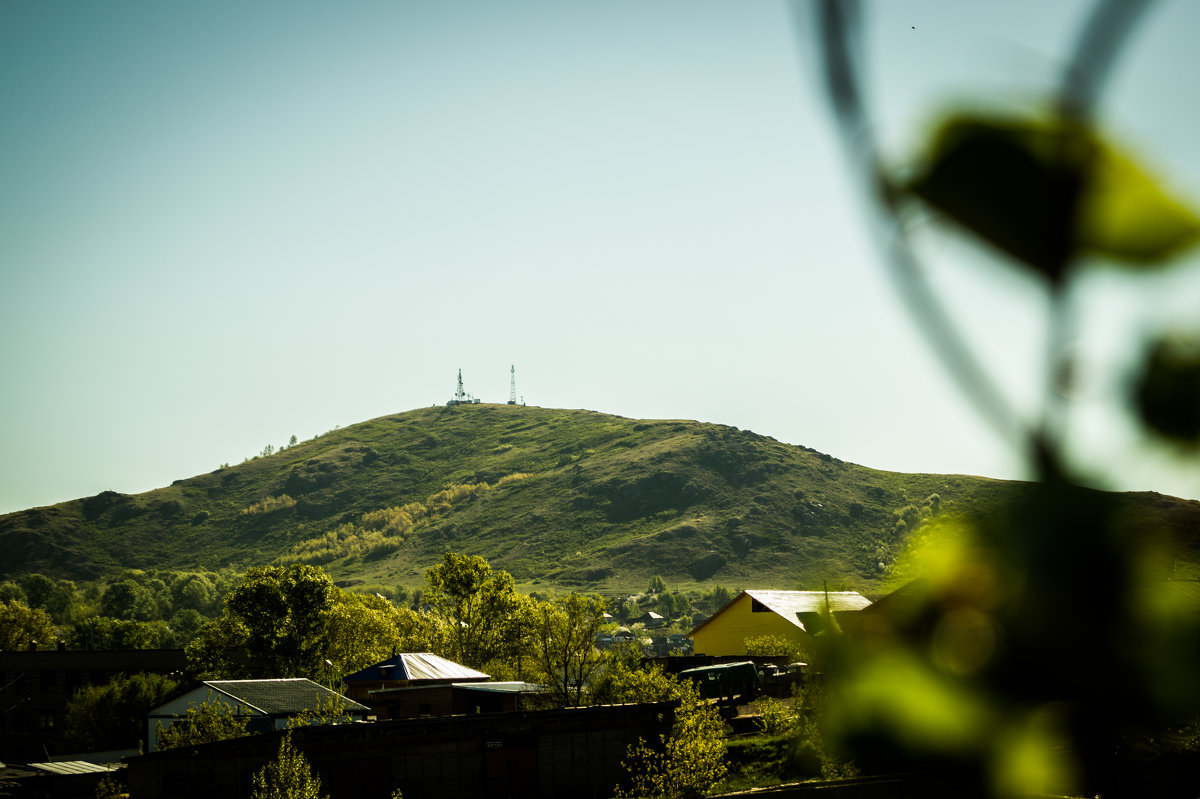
[0,599,56,650]
[66,616,168,650]
[250,732,326,799]
[615,679,727,799]
[812,2,1200,795]
[753,695,798,738]
[187,565,336,679]
[243,494,297,516]
[100,579,158,621]
[94,770,124,799]
[64,671,181,751]
[743,635,804,661]
[424,552,528,672]
[155,697,252,750]
[528,592,609,706]
[286,695,351,730]
[592,646,686,707]
[321,592,439,681]
[276,476,530,568]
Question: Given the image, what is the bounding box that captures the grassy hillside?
[3,404,1198,594]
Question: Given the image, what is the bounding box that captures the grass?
[2,403,1198,595]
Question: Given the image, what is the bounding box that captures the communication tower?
[508,365,517,405]
[446,369,480,406]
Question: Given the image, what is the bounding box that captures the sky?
[3,0,1200,515]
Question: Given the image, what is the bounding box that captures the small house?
[147,678,367,752]
[687,589,871,657]
[342,652,489,706]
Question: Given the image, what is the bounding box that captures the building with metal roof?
[343,652,489,706]
[146,678,367,752]
[686,589,871,657]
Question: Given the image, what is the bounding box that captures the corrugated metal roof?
[205,678,368,716]
[345,653,489,683]
[686,590,871,637]
[28,761,112,775]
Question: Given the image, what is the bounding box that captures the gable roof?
[687,590,871,638]
[204,678,368,716]
[344,652,489,683]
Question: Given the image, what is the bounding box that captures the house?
[342,652,489,706]
[369,681,545,720]
[686,589,871,656]
[146,678,367,751]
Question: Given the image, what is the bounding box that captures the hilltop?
[3,404,1198,593]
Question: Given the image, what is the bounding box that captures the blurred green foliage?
[814,1,1200,795]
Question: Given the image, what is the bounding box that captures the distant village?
[0,578,912,798]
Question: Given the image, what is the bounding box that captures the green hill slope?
[3,404,1198,593]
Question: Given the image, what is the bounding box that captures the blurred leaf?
[1133,334,1200,446]
[908,114,1087,282]
[1077,141,1200,263]
[830,649,994,753]
[990,706,1077,799]
[908,113,1200,280]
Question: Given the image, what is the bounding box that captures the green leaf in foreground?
[908,112,1200,279]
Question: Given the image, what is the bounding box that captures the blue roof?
[344,652,489,683]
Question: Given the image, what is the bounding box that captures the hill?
[3,404,1198,593]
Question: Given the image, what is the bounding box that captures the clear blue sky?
[3,1,1199,515]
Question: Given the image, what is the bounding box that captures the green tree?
[529,593,608,707]
[64,672,181,751]
[743,634,805,662]
[0,599,56,650]
[424,552,526,672]
[322,593,439,681]
[168,608,207,646]
[250,732,326,799]
[648,576,667,594]
[592,644,684,706]
[43,580,81,625]
[170,573,218,614]
[155,697,252,750]
[66,617,165,650]
[17,574,54,609]
[615,679,728,799]
[187,565,336,679]
[0,581,27,605]
[286,695,351,730]
[101,580,158,622]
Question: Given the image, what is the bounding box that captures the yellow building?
[687,590,871,657]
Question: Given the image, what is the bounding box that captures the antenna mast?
[508,365,517,405]
[455,369,467,403]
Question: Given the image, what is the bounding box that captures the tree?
[187,565,336,679]
[17,574,54,609]
[64,672,181,751]
[648,576,667,594]
[529,593,609,707]
[250,732,326,799]
[155,697,252,750]
[170,573,218,614]
[615,679,728,799]
[0,599,56,650]
[322,593,439,682]
[424,552,526,672]
[66,617,165,650]
[101,580,158,621]
[592,645,682,706]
